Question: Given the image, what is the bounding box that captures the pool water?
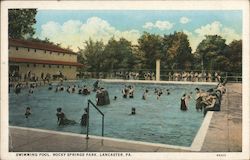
[9,79,213,147]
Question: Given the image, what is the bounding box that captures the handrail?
[86,99,104,139]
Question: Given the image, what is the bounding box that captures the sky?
[34,10,242,52]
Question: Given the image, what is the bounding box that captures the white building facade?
[9,38,83,81]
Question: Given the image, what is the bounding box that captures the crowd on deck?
[167,71,222,82]
[9,70,66,83]
[80,71,223,82]
[10,69,225,83]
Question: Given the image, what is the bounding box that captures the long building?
[9,38,83,81]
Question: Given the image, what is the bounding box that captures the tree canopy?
[162,32,193,70]
[8,9,37,39]
[195,35,228,71]
[138,32,163,69]
[78,33,242,74]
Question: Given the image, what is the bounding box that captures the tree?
[78,39,105,72]
[195,35,228,71]
[138,32,163,69]
[102,37,136,71]
[9,9,37,39]
[162,32,193,70]
[225,40,242,73]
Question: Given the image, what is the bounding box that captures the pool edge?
[9,111,214,152]
[101,79,217,85]
[9,125,192,151]
[190,111,214,151]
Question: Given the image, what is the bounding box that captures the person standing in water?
[93,80,99,91]
[80,108,88,127]
[142,89,149,100]
[180,94,188,111]
[128,86,134,98]
[25,107,31,118]
[56,107,66,126]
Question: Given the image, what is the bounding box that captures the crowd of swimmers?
[180,81,226,116]
[16,78,226,128]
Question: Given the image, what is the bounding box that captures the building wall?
[9,45,80,80]
[9,46,77,62]
[10,63,77,80]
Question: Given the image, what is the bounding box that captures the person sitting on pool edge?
[195,87,212,111]
[56,107,77,126]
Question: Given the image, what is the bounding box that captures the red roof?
[9,57,84,67]
[9,38,77,55]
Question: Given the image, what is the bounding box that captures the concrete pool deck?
[9,83,242,152]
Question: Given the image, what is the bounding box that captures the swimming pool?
[9,79,214,147]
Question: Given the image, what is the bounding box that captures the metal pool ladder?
[86,99,105,139]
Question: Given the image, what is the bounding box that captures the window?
[16,47,19,50]
[44,50,46,53]
[34,49,36,52]
[58,52,60,55]
[57,65,59,68]
[49,65,51,68]
[27,64,30,67]
[63,53,65,56]
[50,51,52,54]
[69,66,72,69]
[62,65,64,68]
[28,48,30,52]
[43,64,45,68]
[33,64,36,67]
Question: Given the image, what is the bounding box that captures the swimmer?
[25,107,31,118]
[122,86,129,98]
[80,108,88,127]
[113,96,117,100]
[14,83,22,95]
[48,83,53,90]
[156,89,163,100]
[82,85,90,95]
[131,107,136,115]
[28,84,34,95]
[142,89,149,100]
[128,86,134,98]
[93,80,99,91]
[56,107,65,126]
[180,94,188,111]
[56,107,77,126]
